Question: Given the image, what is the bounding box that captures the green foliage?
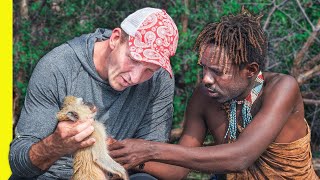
[14,0,320,178]
[187,171,211,179]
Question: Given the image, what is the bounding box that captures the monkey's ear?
[66,111,79,121]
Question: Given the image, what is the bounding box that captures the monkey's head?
[57,96,97,122]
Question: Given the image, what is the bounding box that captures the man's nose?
[130,66,144,84]
[202,71,215,87]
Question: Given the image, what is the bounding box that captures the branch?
[297,64,320,85]
[276,8,320,44]
[295,0,315,30]
[303,98,320,105]
[263,0,276,31]
[304,53,320,70]
[263,0,288,31]
[181,0,189,33]
[20,0,29,19]
[265,62,281,70]
[292,18,320,77]
[295,19,320,65]
[30,0,48,22]
[269,32,295,45]
[310,53,320,64]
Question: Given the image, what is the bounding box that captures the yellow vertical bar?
[0,0,13,179]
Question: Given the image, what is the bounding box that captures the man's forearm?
[29,134,63,170]
[151,142,247,173]
[126,142,190,179]
[139,161,190,180]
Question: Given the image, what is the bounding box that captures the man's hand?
[108,139,155,170]
[29,118,95,170]
[50,118,96,155]
[106,137,117,146]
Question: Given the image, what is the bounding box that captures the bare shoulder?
[264,72,298,88]
[262,72,306,143]
[263,72,301,100]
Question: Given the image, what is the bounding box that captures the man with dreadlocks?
[108,7,319,179]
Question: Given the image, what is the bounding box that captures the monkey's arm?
[91,122,128,180]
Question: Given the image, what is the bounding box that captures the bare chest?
[203,100,262,145]
[202,103,228,144]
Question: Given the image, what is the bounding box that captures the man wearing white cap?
[10,7,178,180]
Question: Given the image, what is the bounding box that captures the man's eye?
[131,59,139,64]
[210,68,222,75]
[214,70,223,75]
[198,63,204,67]
[147,68,154,73]
[128,56,139,64]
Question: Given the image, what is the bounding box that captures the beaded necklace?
[223,71,264,141]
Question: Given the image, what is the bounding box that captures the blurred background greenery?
[13,0,320,179]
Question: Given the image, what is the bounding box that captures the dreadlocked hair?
[194,7,267,72]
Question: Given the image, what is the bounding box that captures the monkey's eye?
[84,102,92,106]
[84,102,97,113]
[66,111,79,121]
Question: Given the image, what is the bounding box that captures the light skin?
[109,45,307,179]
[94,28,160,91]
[29,28,160,171]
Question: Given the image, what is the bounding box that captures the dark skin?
[109,45,307,179]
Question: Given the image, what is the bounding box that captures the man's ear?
[109,28,122,49]
[245,62,259,78]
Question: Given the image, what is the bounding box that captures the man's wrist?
[148,141,161,161]
[29,135,62,170]
[42,134,64,157]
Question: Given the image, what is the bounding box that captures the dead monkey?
[57,96,128,180]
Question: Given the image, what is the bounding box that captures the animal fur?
[57,96,128,180]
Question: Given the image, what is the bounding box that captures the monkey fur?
[57,96,128,180]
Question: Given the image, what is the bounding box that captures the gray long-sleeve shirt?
[10,28,174,179]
